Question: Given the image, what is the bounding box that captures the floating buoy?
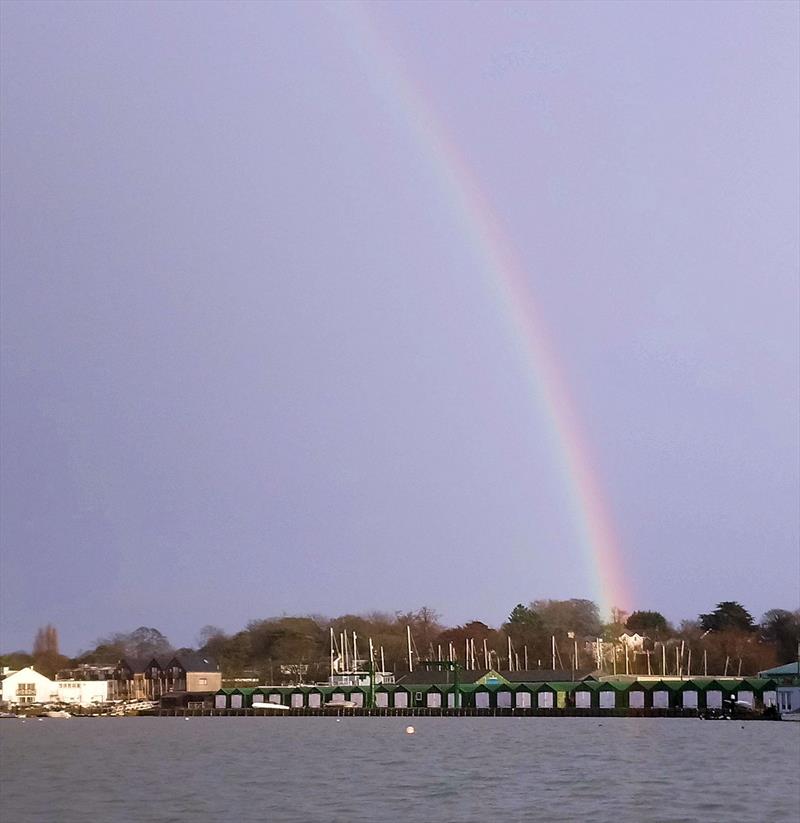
[405,725,415,735]
[335,718,341,723]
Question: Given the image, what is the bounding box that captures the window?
[17,683,36,696]
[198,678,207,686]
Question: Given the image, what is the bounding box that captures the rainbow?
[333,3,632,616]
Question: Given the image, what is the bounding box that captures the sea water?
[1,716,798,822]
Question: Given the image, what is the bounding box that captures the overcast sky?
[1,0,798,655]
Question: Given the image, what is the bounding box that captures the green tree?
[760,609,800,663]
[532,598,602,639]
[699,602,755,633]
[506,604,539,628]
[626,610,670,637]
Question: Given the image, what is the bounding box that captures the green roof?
[546,681,582,692]
[598,681,631,692]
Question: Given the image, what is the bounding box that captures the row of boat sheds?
[207,670,782,715]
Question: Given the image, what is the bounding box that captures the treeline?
[2,601,798,681]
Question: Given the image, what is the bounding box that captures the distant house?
[618,632,646,652]
[113,654,221,700]
[163,653,221,693]
[113,658,161,701]
[0,667,57,705]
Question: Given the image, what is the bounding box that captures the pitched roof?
[119,658,151,674]
[169,653,219,672]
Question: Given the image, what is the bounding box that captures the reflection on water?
[1,717,798,823]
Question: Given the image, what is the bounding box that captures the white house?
[1,667,57,705]
[56,679,110,706]
[618,633,646,652]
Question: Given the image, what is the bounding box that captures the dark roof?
[504,669,596,683]
[169,653,219,673]
[397,668,596,686]
[118,658,151,674]
[397,669,490,686]
[117,656,172,673]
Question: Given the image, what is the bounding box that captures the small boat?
[251,701,290,711]
[45,710,72,719]
[325,700,358,709]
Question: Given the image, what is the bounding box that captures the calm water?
[2,717,798,822]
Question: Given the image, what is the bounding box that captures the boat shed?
[739,677,776,708]
[649,680,677,710]
[373,683,397,708]
[215,688,235,709]
[572,680,598,709]
[511,682,536,709]
[597,681,628,709]
[627,680,648,709]
[532,682,558,709]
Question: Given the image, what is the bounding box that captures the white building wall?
[496,691,512,709]
[516,692,531,709]
[56,680,109,707]
[629,691,645,709]
[777,686,800,712]
[652,690,669,709]
[1,668,57,705]
[537,692,554,709]
[599,691,616,709]
[681,691,698,709]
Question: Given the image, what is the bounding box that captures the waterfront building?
[758,661,800,717]
[1,667,57,705]
[163,653,221,693]
[205,674,780,715]
[757,661,800,684]
[55,679,110,707]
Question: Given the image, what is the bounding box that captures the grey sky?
[1,1,798,654]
